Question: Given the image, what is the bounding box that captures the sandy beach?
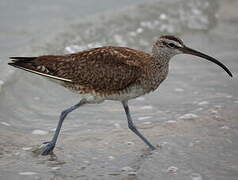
[0,0,238,179]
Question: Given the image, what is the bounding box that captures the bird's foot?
[40,141,55,156]
[149,145,156,151]
[145,144,161,152]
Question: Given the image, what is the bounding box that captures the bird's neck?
[145,46,170,90]
[152,46,172,65]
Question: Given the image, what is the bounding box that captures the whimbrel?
[8,35,232,155]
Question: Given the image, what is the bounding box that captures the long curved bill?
[181,46,233,77]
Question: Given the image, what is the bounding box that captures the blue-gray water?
[0,0,238,179]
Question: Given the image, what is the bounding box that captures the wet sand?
[0,0,238,179]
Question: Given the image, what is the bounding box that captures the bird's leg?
[41,99,87,155]
[122,101,156,150]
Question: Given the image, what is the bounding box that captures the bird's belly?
[63,83,152,102]
[104,86,148,101]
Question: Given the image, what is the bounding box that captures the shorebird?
[8,35,232,155]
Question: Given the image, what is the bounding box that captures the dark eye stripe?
[168,43,176,48]
[162,41,179,48]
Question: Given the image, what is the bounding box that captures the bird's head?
[153,35,232,77]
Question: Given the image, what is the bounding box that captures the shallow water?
[0,0,238,179]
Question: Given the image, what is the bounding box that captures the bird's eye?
[168,43,176,48]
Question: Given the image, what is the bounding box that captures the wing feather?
[63,47,146,91]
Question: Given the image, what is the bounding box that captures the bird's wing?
[62,47,146,91]
[8,47,148,91]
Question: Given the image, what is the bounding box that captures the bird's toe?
[41,142,55,156]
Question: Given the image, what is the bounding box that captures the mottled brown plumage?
[8,35,232,155]
[9,46,168,99]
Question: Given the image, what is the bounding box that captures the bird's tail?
[8,57,37,68]
[8,57,72,82]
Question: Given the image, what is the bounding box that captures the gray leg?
[122,101,156,150]
[41,99,86,155]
